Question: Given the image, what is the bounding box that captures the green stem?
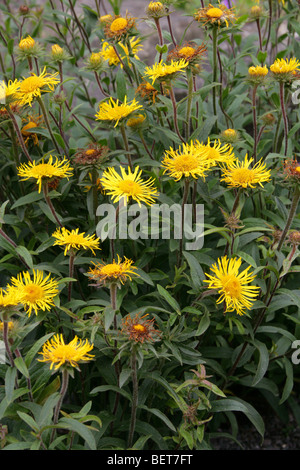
[42,183,63,227]
[37,96,61,155]
[212,27,218,132]
[128,346,138,448]
[51,368,69,442]
[279,81,289,156]
[277,185,300,253]
[185,68,193,139]
[6,106,33,162]
[252,85,258,163]
[177,178,190,268]
[169,85,185,143]
[68,251,75,303]
[120,123,133,170]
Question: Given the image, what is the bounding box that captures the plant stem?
[277,185,300,253]
[128,346,138,448]
[37,96,61,155]
[6,106,33,162]
[169,85,185,143]
[43,183,63,227]
[120,122,133,170]
[252,85,258,163]
[177,178,190,268]
[185,68,193,139]
[68,251,75,302]
[279,81,289,156]
[51,368,69,442]
[212,27,218,132]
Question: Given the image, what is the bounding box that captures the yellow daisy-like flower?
[21,114,44,146]
[197,138,236,166]
[0,287,22,310]
[95,96,143,128]
[101,37,143,67]
[9,269,59,317]
[52,227,100,256]
[143,59,189,84]
[100,165,158,206]
[270,57,300,80]
[104,14,136,40]
[194,3,236,28]
[0,79,21,106]
[87,255,139,287]
[38,334,94,371]
[161,141,211,181]
[220,154,271,189]
[204,256,260,316]
[17,155,73,193]
[15,67,60,107]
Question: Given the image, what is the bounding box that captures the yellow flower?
[221,128,240,144]
[100,165,158,206]
[38,334,94,371]
[270,57,300,80]
[220,154,271,189]
[104,14,136,40]
[17,155,73,193]
[204,256,260,316]
[146,1,168,18]
[0,287,22,310]
[15,67,60,107]
[19,35,35,51]
[101,37,143,67]
[126,113,146,129]
[143,59,189,84]
[87,255,139,287]
[161,141,211,181]
[195,3,236,28]
[167,42,207,68]
[248,65,268,77]
[197,138,236,166]
[0,79,21,105]
[9,269,59,317]
[21,114,44,146]
[52,227,100,256]
[95,96,143,128]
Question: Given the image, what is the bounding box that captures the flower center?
[100,264,122,276]
[206,7,224,18]
[223,276,241,298]
[133,324,146,332]
[223,129,236,137]
[231,168,254,184]
[22,284,44,302]
[179,46,195,58]
[20,76,44,93]
[30,163,58,178]
[110,17,128,32]
[118,179,142,196]
[51,344,77,362]
[173,154,200,172]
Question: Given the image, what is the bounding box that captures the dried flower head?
[167,42,207,73]
[287,230,300,247]
[135,81,159,104]
[282,158,300,184]
[21,113,44,146]
[121,313,161,343]
[73,143,109,168]
[146,1,168,18]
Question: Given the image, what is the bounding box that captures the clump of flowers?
[103,14,136,41]
[194,3,236,29]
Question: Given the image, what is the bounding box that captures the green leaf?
[58,417,97,450]
[211,398,265,438]
[11,191,44,209]
[138,405,176,432]
[14,356,30,379]
[279,357,294,405]
[17,411,39,432]
[251,340,269,386]
[157,284,181,314]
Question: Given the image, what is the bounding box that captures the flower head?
[15,67,59,107]
[197,137,236,166]
[135,81,159,104]
[95,96,143,127]
[38,334,94,371]
[282,158,300,185]
[104,14,136,41]
[143,59,189,84]
[204,256,260,316]
[100,166,158,206]
[220,128,240,144]
[21,114,44,146]
[0,287,22,311]
[17,155,73,193]
[121,313,161,343]
[194,3,236,28]
[0,79,21,106]
[73,143,109,168]
[161,141,211,181]
[146,1,168,18]
[270,57,300,81]
[167,42,207,73]
[101,37,143,67]
[52,227,100,256]
[9,269,59,317]
[248,65,268,84]
[220,155,271,189]
[19,35,35,51]
[87,255,139,287]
